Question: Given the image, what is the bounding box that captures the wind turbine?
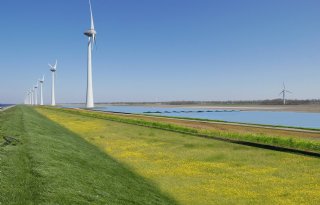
[24,92,28,104]
[34,83,38,105]
[39,75,45,105]
[279,82,292,105]
[24,91,28,105]
[26,90,30,105]
[28,89,32,105]
[84,0,97,108]
[49,60,57,106]
[31,87,34,105]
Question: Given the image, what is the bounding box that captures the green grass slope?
[37,107,320,205]
[0,106,177,205]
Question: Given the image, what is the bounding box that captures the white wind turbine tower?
[27,90,30,105]
[34,83,38,105]
[26,91,30,105]
[49,60,57,106]
[24,91,28,105]
[28,89,32,105]
[84,0,97,108]
[31,87,34,105]
[25,91,28,105]
[39,75,45,105]
[24,92,28,104]
[279,82,292,105]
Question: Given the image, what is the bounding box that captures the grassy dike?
[0,106,177,205]
[36,106,320,205]
[45,107,320,153]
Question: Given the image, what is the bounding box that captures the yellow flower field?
[36,108,320,205]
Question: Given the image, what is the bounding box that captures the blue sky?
[0,0,319,104]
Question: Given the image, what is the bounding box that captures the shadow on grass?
[1,106,178,205]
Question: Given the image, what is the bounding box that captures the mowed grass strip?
[43,107,320,153]
[0,106,177,205]
[37,107,320,205]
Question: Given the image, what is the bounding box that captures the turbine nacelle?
[279,89,291,95]
[84,0,97,50]
[279,82,291,95]
[39,75,45,83]
[84,29,96,37]
[49,60,58,72]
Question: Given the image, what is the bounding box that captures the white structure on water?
[84,0,97,108]
[49,60,57,106]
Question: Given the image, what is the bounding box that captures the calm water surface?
[0,104,12,108]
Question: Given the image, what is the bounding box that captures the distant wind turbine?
[39,75,45,106]
[24,91,28,104]
[279,82,292,105]
[28,89,32,105]
[84,0,97,108]
[49,60,57,106]
[25,91,29,105]
[34,83,38,105]
[31,87,34,105]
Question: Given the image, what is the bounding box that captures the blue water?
[85,106,320,129]
[0,104,12,109]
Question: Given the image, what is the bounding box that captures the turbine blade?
[91,34,96,50]
[54,60,58,68]
[48,63,53,68]
[89,0,95,30]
